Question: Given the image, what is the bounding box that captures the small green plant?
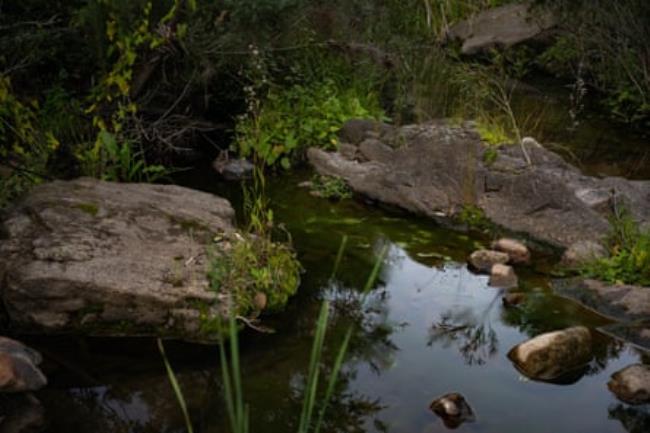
[476,119,511,146]
[235,79,385,169]
[310,175,352,200]
[207,234,301,315]
[482,146,499,166]
[456,205,492,231]
[581,209,650,286]
[79,130,168,182]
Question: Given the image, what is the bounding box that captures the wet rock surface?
[0,337,46,393]
[0,178,237,341]
[561,240,609,268]
[608,364,650,405]
[553,279,650,350]
[308,120,650,249]
[468,249,509,273]
[489,264,518,289]
[554,279,650,323]
[507,326,593,381]
[445,2,556,55]
[491,238,530,264]
[429,392,475,429]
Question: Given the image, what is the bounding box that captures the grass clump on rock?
[208,234,301,315]
[581,209,650,286]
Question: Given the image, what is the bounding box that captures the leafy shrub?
[0,77,60,208]
[207,234,301,314]
[581,210,650,286]
[77,131,168,182]
[235,79,385,168]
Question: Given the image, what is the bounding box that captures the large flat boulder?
[445,2,556,55]
[0,178,240,341]
[308,120,650,249]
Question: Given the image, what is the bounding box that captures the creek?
[24,83,650,433]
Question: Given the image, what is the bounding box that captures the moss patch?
[74,202,99,217]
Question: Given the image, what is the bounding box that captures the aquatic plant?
[309,175,353,200]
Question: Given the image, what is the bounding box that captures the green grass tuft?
[581,209,650,286]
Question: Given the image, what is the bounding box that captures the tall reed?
[161,236,387,433]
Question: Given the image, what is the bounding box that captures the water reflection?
[427,307,499,366]
[28,174,650,433]
[609,404,650,433]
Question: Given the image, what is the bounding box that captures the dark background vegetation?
[1,0,649,207]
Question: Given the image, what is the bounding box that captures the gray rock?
[491,238,530,264]
[507,326,592,381]
[489,264,518,289]
[338,119,393,146]
[608,364,650,405]
[446,2,556,55]
[0,178,241,341]
[553,279,650,323]
[308,119,650,249]
[429,392,475,429]
[561,240,609,268]
[468,249,509,273]
[598,322,650,353]
[213,158,254,180]
[0,338,47,393]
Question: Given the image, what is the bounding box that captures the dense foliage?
[2,0,649,207]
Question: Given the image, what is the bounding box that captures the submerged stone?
[608,364,650,405]
[429,392,475,429]
[468,249,509,273]
[491,238,530,264]
[489,264,518,289]
[507,326,593,381]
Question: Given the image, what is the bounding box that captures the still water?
[29,168,649,433]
